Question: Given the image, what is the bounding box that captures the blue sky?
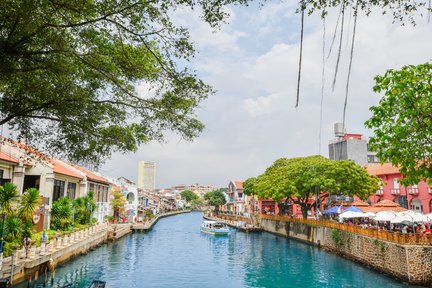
[101,1,432,189]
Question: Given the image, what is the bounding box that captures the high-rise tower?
[137,161,156,191]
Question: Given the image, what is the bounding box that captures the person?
[402,225,408,234]
[24,236,31,258]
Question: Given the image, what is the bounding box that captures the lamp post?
[87,203,93,232]
[0,212,6,278]
[41,204,49,253]
[70,203,75,233]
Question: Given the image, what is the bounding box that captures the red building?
[366,163,432,214]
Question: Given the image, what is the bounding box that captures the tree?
[111,189,126,223]
[50,197,72,231]
[243,177,258,215]
[255,156,379,218]
[0,0,251,165]
[204,189,226,213]
[365,62,432,186]
[180,190,198,203]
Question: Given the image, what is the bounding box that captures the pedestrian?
[24,236,31,258]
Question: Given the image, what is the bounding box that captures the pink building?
[366,163,432,214]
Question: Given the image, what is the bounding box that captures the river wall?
[259,217,432,286]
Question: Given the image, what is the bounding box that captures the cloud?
[101,4,432,189]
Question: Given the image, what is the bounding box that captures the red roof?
[365,163,400,176]
[234,180,243,189]
[0,151,19,164]
[69,163,110,185]
[52,160,84,180]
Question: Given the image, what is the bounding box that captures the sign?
[32,214,40,224]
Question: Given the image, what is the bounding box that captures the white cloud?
[101,4,432,189]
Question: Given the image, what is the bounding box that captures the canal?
[15,212,414,288]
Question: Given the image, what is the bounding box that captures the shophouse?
[366,163,432,214]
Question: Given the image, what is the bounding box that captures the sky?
[100,1,432,189]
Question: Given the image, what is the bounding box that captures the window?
[53,180,65,202]
[0,169,3,179]
[67,182,76,200]
[393,178,400,189]
[395,196,408,209]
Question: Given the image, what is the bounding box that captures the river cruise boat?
[200,220,230,235]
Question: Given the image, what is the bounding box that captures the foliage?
[180,190,199,203]
[50,197,72,231]
[0,182,19,215]
[365,62,432,186]
[191,197,204,208]
[302,0,429,24]
[243,177,258,196]
[111,189,126,222]
[331,229,343,246]
[19,188,42,220]
[254,156,379,218]
[0,183,41,256]
[0,0,257,165]
[204,189,227,212]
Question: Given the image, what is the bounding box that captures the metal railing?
[260,214,432,245]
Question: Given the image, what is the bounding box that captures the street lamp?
[0,212,6,277]
[70,203,75,233]
[40,204,49,253]
[87,203,93,231]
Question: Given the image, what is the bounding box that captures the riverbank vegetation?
[250,155,379,218]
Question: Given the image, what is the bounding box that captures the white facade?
[137,161,156,191]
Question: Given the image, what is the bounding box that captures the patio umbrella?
[345,206,362,213]
[399,210,429,223]
[323,206,340,214]
[373,211,397,222]
[339,211,365,219]
[362,212,376,218]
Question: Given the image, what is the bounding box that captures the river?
[14,212,414,288]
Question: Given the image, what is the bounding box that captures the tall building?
[328,123,378,166]
[137,161,156,191]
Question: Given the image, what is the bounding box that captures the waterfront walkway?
[2,223,109,285]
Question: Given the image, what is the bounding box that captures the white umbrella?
[373,211,397,222]
[399,210,429,223]
[390,214,413,224]
[363,212,376,218]
[339,211,365,219]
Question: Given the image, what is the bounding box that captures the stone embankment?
[2,223,108,285]
[131,210,191,232]
[259,215,432,286]
[5,210,191,286]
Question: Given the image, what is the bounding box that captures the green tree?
[243,177,258,215]
[0,183,19,215]
[0,184,40,255]
[111,189,126,223]
[0,0,251,165]
[255,156,378,219]
[180,190,198,203]
[204,189,226,213]
[365,62,432,186]
[50,197,72,231]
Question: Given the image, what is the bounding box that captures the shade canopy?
[345,206,362,213]
[323,206,340,214]
[373,211,397,222]
[339,211,365,219]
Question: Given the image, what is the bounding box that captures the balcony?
[408,188,419,195]
[429,188,432,194]
[375,189,384,196]
[390,188,400,195]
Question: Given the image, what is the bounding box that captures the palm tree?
[19,188,41,220]
[0,183,19,214]
[50,197,72,230]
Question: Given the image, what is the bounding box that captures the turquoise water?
[14,212,414,288]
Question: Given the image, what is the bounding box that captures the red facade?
[366,163,432,214]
